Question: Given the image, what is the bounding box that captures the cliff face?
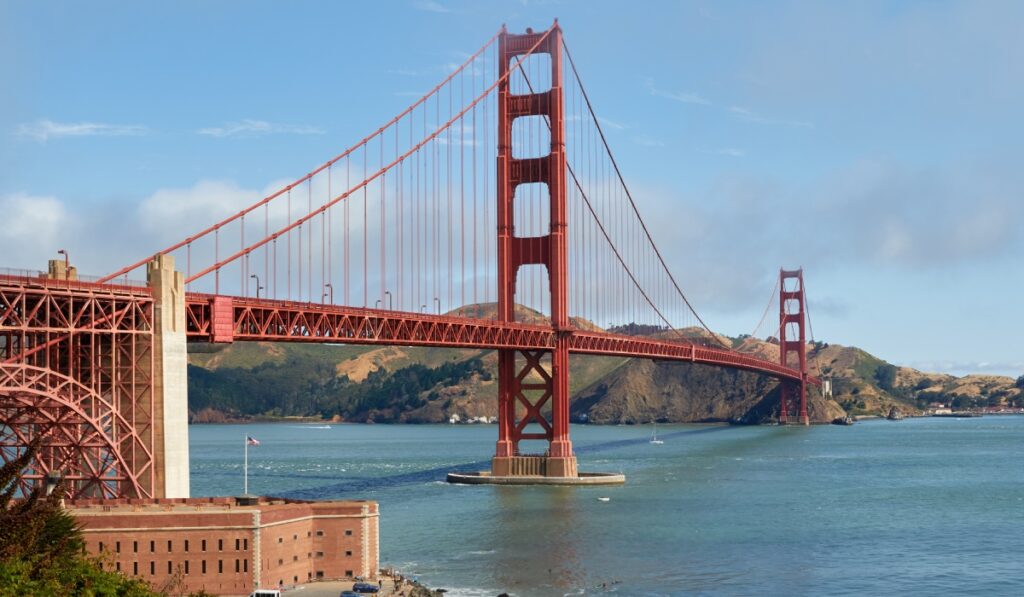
[570,359,845,424]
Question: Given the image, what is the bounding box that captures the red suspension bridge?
[1,22,819,498]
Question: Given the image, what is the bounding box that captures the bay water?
[191,417,1024,596]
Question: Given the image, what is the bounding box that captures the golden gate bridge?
[1,22,818,498]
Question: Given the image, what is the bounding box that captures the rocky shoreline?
[188,408,333,425]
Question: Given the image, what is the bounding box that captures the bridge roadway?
[184,292,816,384]
[0,273,815,384]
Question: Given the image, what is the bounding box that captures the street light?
[56,249,69,280]
[324,283,333,304]
[434,297,441,315]
[384,290,392,310]
[375,299,382,309]
[250,274,263,299]
[420,304,427,313]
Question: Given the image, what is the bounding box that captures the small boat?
[597,497,610,502]
[650,422,664,444]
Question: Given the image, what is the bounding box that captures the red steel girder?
[184,292,817,385]
[186,294,556,351]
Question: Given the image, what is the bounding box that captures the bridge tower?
[492,23,577,478]
[778,268,809,425]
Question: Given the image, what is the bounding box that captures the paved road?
[274,578,404,597]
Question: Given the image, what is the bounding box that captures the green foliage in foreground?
[0,442,161,597]
[0,557,159,597]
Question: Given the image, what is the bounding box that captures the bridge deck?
[0,276,813,384]
[185,293,814,384]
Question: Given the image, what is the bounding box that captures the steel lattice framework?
[182,294,809,382]
[0,275,155,498]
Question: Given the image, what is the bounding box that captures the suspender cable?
[562,40,727,348]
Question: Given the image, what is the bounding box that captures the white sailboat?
[650,422,664,444]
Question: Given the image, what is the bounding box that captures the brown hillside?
[187,304,1022,423]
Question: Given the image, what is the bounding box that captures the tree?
[0,439,160,597]
[1016,375,1024,389]
[874,364,898,392]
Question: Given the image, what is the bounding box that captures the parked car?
[249,591,282,597]
[340,592,361,597]
[352,582,380,593]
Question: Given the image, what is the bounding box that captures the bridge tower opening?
[779,268,809,425]
[492,23,577,478]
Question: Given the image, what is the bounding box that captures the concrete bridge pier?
[148,255,190,498]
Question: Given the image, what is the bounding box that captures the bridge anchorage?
[2,21,821,497]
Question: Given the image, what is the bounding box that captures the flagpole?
[244,434,249,495]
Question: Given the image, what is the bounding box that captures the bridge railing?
[0,268,149,294]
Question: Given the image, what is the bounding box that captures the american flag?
[246,436,260,446]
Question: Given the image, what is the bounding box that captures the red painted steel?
[494,24,575,466]
[183,293,815,383]
[209,295,234,343]
[184,294,555,351]
[0,274,155,499]
[779,268,810,424]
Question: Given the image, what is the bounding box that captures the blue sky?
[2,1,1022,377]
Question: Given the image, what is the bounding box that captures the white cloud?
[16,119,147,141]
[706,147,746,157]
[435,122,478,147]
[197,119,324,138]
[644,79,812,129]
[389,68,427,77]
[908,360,1024,378]
[729,105,812,128]
[596,116,627,130]
[632,134,665,147]
[645,78,711,106]
[628,155,1024,320]
[0,193,68,270]
[0,180,296,277]
[137,180,266,239]
[413,0,450,13]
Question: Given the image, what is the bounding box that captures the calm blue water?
[190,417,1024,596]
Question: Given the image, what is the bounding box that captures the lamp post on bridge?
[434,297,440,315]
[384,290,392,310]
[56,249,69,280]
[324,283,333,304]
[249,274,263,299]
[420,304,427,313]
[374,299,381,309]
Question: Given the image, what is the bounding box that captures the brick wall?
[70,497,378,595]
